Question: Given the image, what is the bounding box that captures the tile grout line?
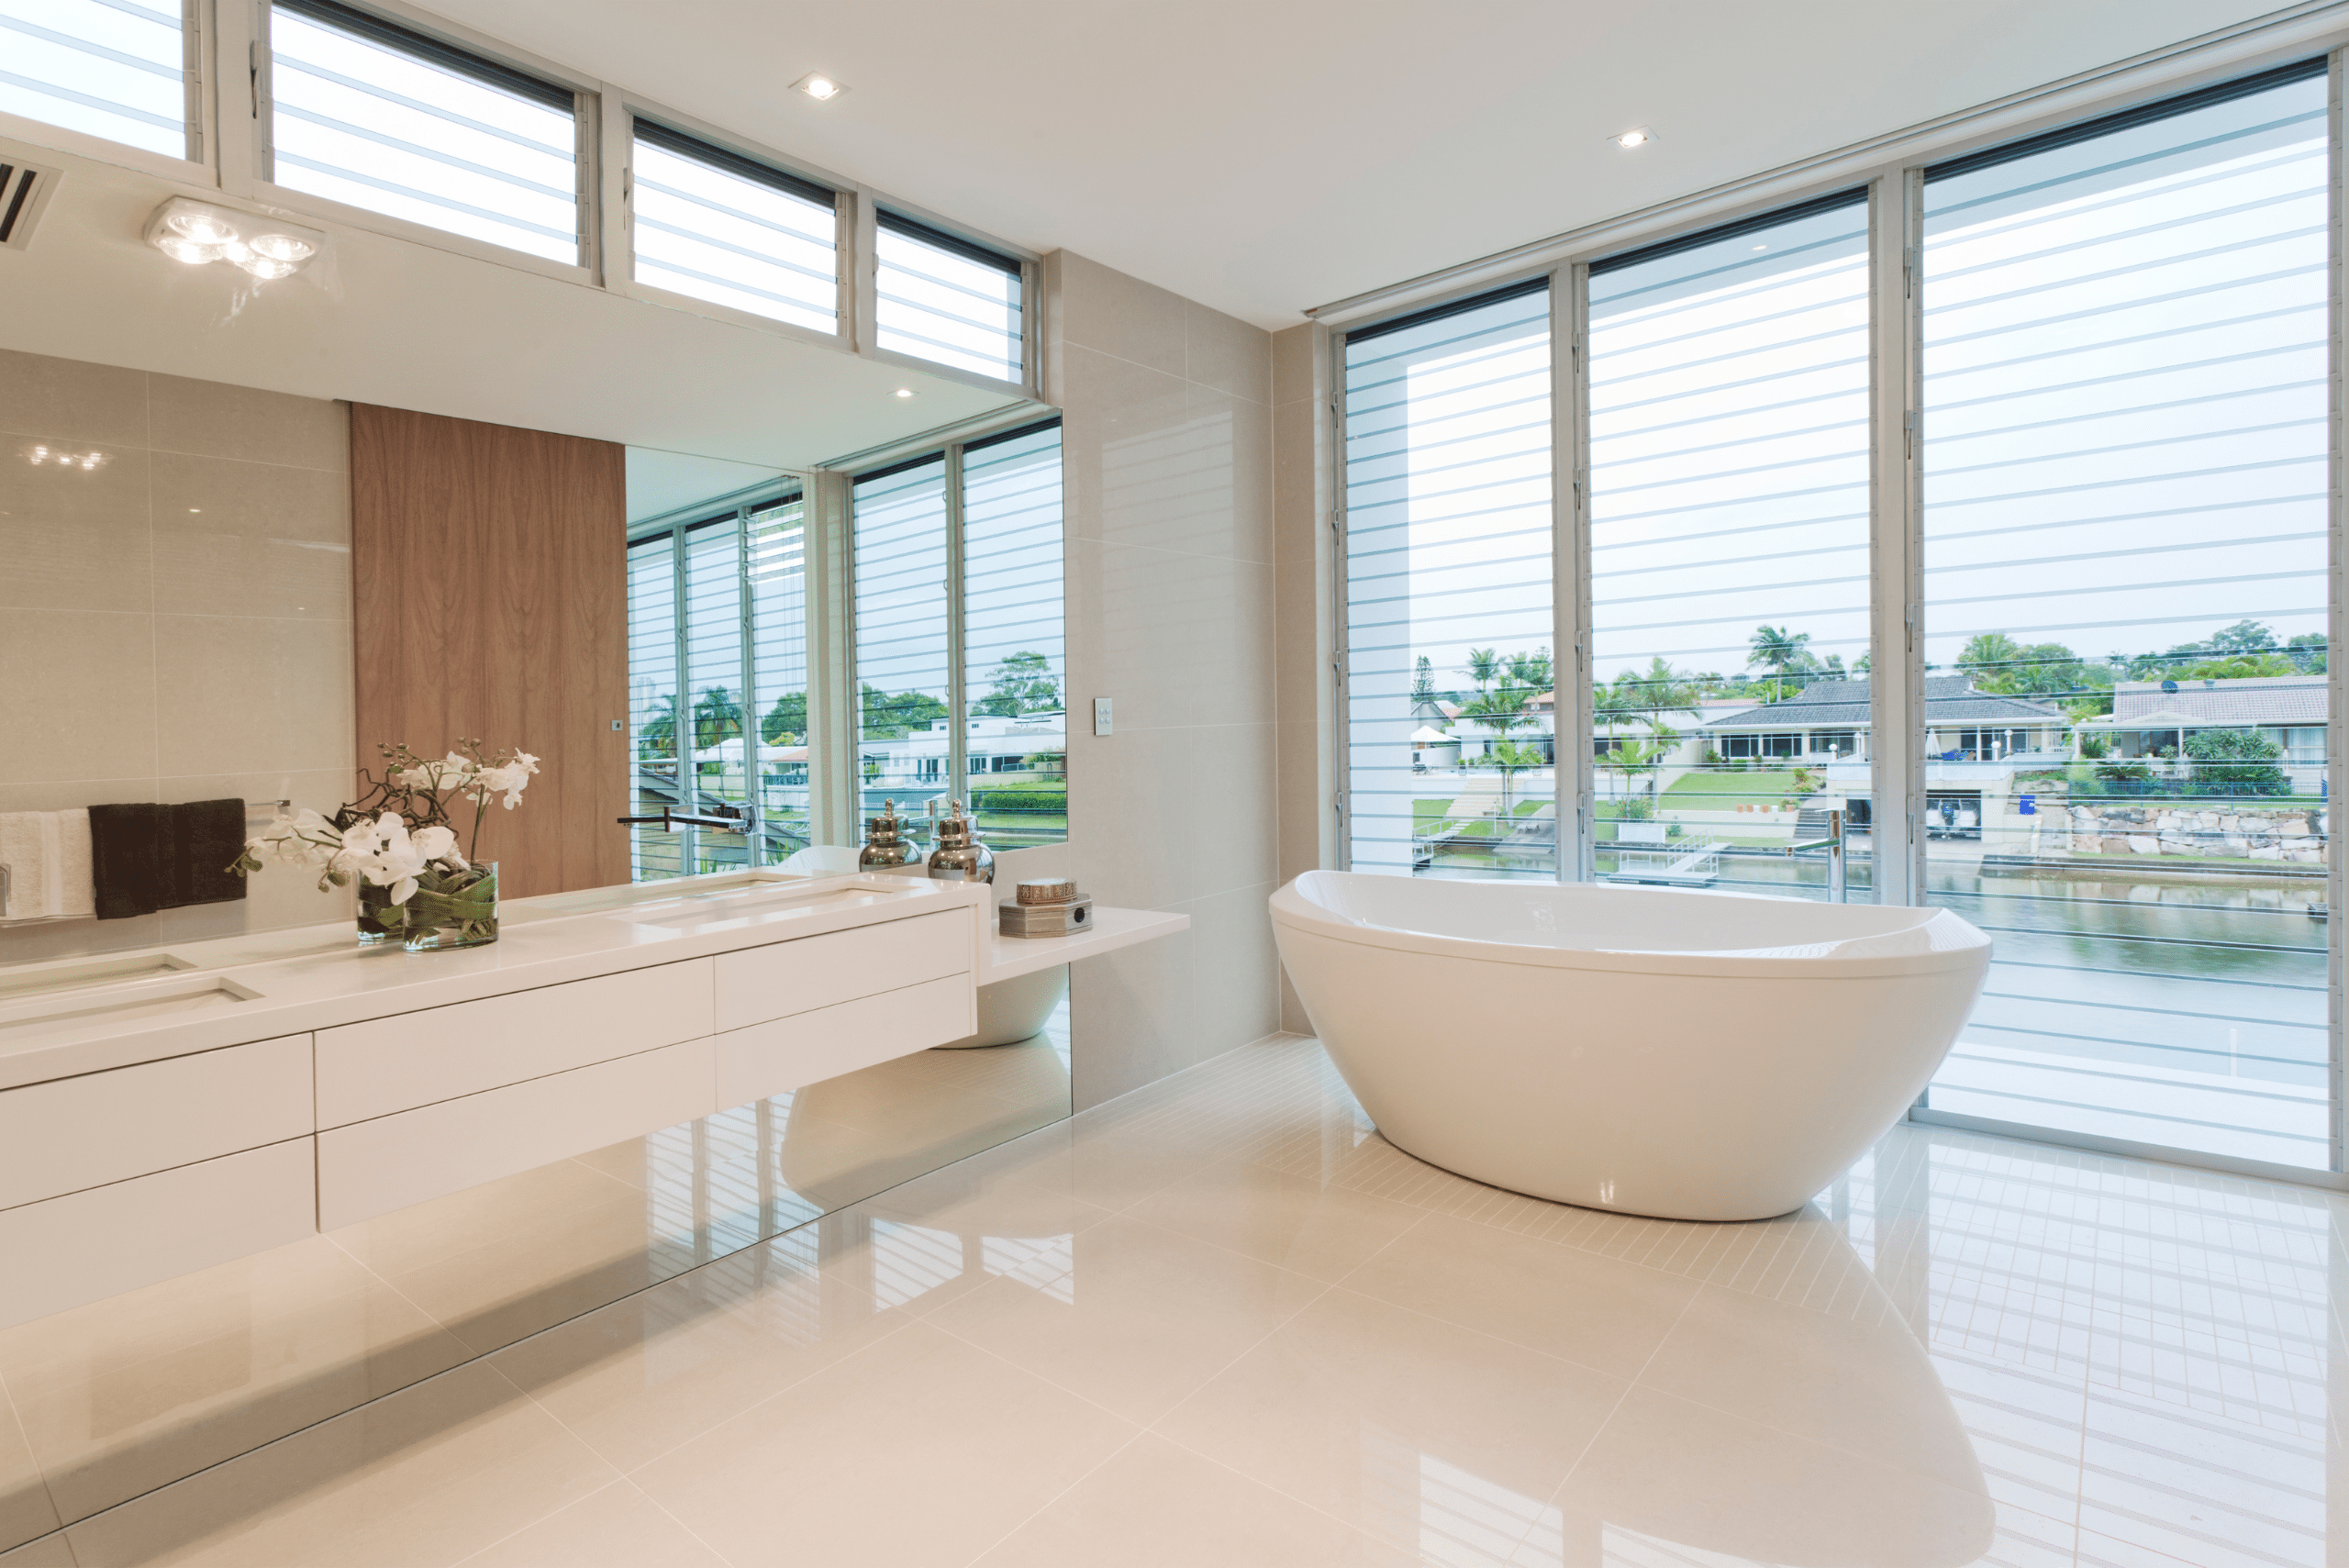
[948,1428,1152,1568]
[0,1362,72,1554]
[460,1359,747,1568]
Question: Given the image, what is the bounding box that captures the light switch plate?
[1093,697,1112,736]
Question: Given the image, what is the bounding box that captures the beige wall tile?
[1186,301,1272,405]
[1074,723,1273,911]
[1174,879,1282,1057]
[1058,344,1189,550]
[1053,252,1187,376]
[1070,925,1194,1112]
[149,376,349,472]
[1066,539,1273,732]
[1270,322,1322,409]
[0,610,157,784]
[1188,384,1273,564]
[0,350,147,449]
[150,454,351,620]
[0,443,151,613]
[152,615,353,776]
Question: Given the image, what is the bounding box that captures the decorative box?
[999,895,1094,938]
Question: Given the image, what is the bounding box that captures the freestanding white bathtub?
[1271,871,1990,1222]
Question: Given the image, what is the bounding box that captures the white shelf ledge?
[981,905,1190,984]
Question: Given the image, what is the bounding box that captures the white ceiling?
[627,448,786,522]
[441,0,2299,328]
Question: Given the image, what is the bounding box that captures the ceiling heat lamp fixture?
[143,197,327,281]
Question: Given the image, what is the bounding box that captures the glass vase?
[356,882,402,944]
[400,862,499,951]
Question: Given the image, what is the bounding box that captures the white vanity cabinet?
[313,959,722,1228]
[0,872,1190,1334]
[0,1034,317,1327]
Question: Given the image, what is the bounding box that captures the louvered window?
[0,0,195,160]
[1341,281,1554,880]
[627,486,808,881]
[876,211,1023,384]
[1586,191,1872,900]
[268,0,581,265]
[961,421,1066,850]
[631,120,838,335]
[852,456,952,848]
[1914,60,2332,1169]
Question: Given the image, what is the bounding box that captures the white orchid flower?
[410,824,466,871]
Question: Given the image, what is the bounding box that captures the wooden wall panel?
[351,405,628,899]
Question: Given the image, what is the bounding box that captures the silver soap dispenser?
[925,798,995,884]
[859,799,918,870]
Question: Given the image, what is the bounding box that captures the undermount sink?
[0,952,202,1000]
[608,875,930,933]
[0,973,262,1045]
[509,869,818,922]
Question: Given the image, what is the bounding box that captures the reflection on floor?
[0,1015,1070,1553]
[6,1030,2343,1565]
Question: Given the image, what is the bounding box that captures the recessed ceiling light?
[893,388,914,398]
[1610,126,1656,150]
[792,72,847,101]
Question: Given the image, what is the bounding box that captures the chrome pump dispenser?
[926,799,995,884]
[858,799,918,870]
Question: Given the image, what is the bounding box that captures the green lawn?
[1661,770,1804,798]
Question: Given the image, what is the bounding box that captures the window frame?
[244,0,599,284]
[1326,40,2349,1189]
[843,413,1066,847]
[0,0,213,183]
[612,101,854,352]
[626,477,813,875]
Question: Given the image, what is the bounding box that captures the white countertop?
[0,871,981,1091]
[0,869,1190,1092]
[982,904,1191,981]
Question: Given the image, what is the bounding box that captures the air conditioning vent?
[0,158,61,252]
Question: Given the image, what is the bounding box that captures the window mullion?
[945,443,967,800]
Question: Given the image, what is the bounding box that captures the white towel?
[0,809,96,925]
[0,810,56,923]
[54,808,93,920]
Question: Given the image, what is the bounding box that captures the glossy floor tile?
[28,1033,2349,1565]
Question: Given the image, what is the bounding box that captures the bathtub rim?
[1272,873,1989,982]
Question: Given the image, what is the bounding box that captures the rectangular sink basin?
[0,974,262,1045]
[0,953,199,1000]
[610,878,927,933]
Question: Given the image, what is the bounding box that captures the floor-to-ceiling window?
[851,420,1067,850]
[1333,53,2341,1180]
[852,455,952,850]
[1586,192,1874,900]
[1341,282,1555,879]
[960,421,1067,851]
[1914,61,2332,1168]
[627,485,809,878]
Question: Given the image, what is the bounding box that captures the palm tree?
[1463,649,1500,695]
[1747,626,1812,701]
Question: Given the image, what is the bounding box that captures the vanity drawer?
[316,1037,717,1229]
[0,1033,312,1211]
[0,1139,317,1331]
[713,907,972,1033]
[317,958,714,1128]
[715,973,974,1108]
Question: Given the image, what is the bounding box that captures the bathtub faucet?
[1783,808,1845,904]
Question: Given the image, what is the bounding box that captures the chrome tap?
[926,798,995,884]
[617,802,757,833]
[1783,807,1845,904]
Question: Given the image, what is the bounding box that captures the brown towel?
[87,803,161,920]
[161,799,248,909]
